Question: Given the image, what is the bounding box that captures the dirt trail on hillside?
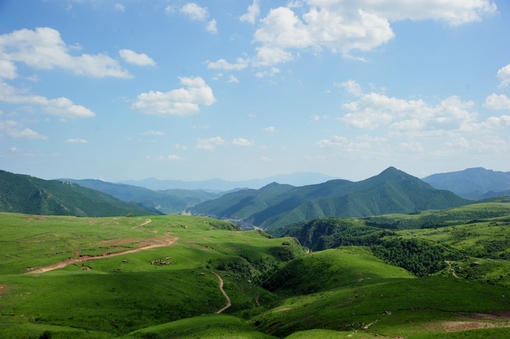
[27,236,178,274]
[211,271,232,314]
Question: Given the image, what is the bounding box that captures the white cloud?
[0,81,95,119]
[497,64,510,87]
[227,75,239,83]
[180,3,208,21]
[119,49,156,66]
[240,0,260,24]
[260,156,271,162]
[0,119,47,139]
[142,130,165,136]
[255,67,280,78]
[0,27,131,78]
[232,138,254,146]
[341,91,478,134]
[114,3,125,12]
[196,136,226,150]
[168,154,184,161]
[252,47,293,67]
[132,76,216,116]
[66,138,87,143]
[207,58,249,70]
[335,80,363,97]
[316,135,348,148]
[245,0,496,66]
[206,19,218,34]
[264,126,276,132]
[0,60,17,79]
[484,93,510,110]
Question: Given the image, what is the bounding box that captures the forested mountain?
[189,167,470,231]
[422,167,510,199]
[0,170,158,217]
[64,179,221,214]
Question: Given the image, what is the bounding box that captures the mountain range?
[62,179,221,214]
[189,167,470,231]
[0,170,159,217]
[118,172,337,191]
[422,167,510,199]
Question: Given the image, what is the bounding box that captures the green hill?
[64,178,221,214]
[1,209,510,338]
[0,170,158,217]
[190,167,470,231]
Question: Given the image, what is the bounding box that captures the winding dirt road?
[27,236,178,274]
[210,271,232,314]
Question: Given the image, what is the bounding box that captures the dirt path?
[210,271,232,314]
[27,236,178,274]
[445,261,460,279]
[139,219,152,227]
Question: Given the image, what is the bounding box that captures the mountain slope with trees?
[190,167,470,231]
[0,170,158,217]
[63,179,221,214]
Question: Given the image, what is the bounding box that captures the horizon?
[1,1,509,182]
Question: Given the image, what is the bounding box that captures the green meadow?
[1,204,510,338]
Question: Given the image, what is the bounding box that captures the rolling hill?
[189,167,470,231]
[0,170,159,217]
[63,178,221,214]
[422,167,510,199]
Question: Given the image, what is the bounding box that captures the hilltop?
[189,167,470,231]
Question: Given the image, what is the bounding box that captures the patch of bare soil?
[0,285,11,294]
[427,313,510,333]
[26,236,178,274]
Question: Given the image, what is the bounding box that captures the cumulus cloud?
[196,136,226,150]
[0,60,17,79]
[484,93,510,110]
[264,126,276,132]
[240,0,260,24]
[206,19,218,34]
[0,119,47,139]
[180,3,208,21]
[119,49,156,66]
[335,80,363,97]
[341,91,479,135]
[232,138,254,146]
[207,58,249,70]
[219,0,497,69]
[66,138,87,143]
[132,76,216,116]
[497,64,510,87]
[227,75,239,83]
[255,67,280,78]
[0,27,131,78]
[0,81,95,119]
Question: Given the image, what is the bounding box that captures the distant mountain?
[119,172,337,191]
[64,179,221,214]
[0,170,158,217]
[422,167,510,199]
[189,167,470,232]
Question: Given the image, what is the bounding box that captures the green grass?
[2,210,510,339]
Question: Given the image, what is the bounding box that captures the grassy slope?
[0,213,305,338]
[2,205,510,339]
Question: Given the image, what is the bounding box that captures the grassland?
[1,204,510,338]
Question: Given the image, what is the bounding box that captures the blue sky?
[0,0,509,182]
